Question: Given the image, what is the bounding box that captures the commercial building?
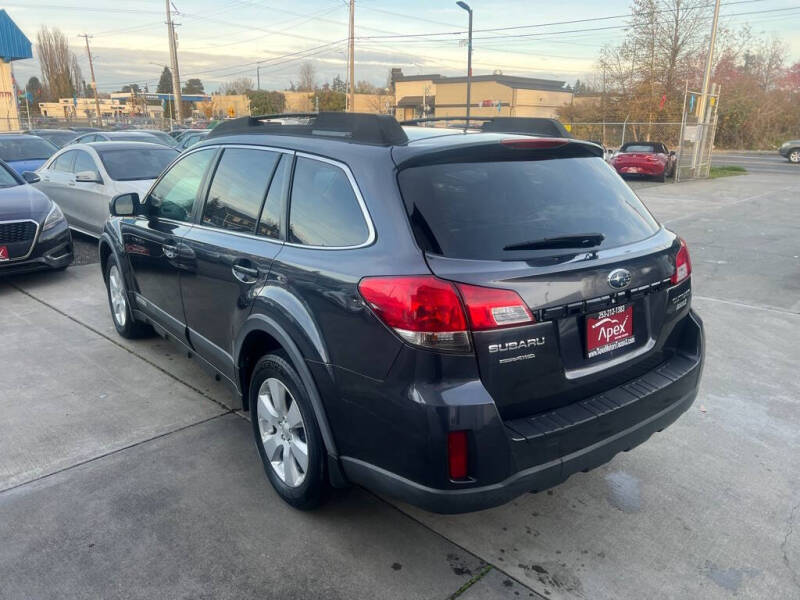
[392,69,574,121]
[0,10,32,131]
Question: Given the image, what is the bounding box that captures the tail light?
[671,237,692,285]
[501,138,570,150]
[358,276,535,352]
[456,283,534,330]
[448,431,469,480]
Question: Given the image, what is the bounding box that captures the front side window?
[73,151,97,175]
[202,148,280,233]
[288,157,368,247]
[52,151,77,172]
[148,149,214,222]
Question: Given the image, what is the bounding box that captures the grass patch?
[709,165,747,178]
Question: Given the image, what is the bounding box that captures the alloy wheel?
[108,265,127,327]
[257,377,309,487]
[790,150,800,164]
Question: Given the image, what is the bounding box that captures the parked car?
[610,142,676,182]
[99,113,704,514]
[68,126,100,133]
[27,129,78,149]
[175,129,210,150]
[778,140,800,164]
[33,142,178,237]
[70,131,169,146]
[135,129,179,147]
[0,159,72,274]
[168,128,187,139]
[0,134,59,174]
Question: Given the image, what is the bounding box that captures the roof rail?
[207,112,409,146]
[399,116,572,139]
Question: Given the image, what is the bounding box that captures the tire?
[104,255,152,338]
[250,351,328,510]
[788,149,800,164]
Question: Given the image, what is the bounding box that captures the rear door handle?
[232,263,259,283]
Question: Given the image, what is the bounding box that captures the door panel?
[69,150,109,235]
[180,147,286,380]
[123,147,217,341]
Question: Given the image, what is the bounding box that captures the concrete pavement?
[712,151,798,176]
[1,168,798,599]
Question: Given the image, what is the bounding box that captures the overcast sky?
[7,0,800,94]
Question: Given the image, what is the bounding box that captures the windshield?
[110,133,161,143]
[398,157,660,260]
[0,137,58,161]
[0,163,21,188]
[97,148,178,181]
[36,132,77,148]
[621,143,658,153]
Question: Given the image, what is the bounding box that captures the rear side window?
[398,157,659,260]
[202,148,280,234]
[258,154,291,239]
[288,157,368,247]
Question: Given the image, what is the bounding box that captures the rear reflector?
[448,431,469,480]
[671,237,692,285]
[501,138,570,150]
[456,283,534,330]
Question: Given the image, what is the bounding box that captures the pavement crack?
[449,564,493,599]
[782,499,800,589]
[0,412,231,496]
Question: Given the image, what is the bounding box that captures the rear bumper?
[615,163,665,176]
[343,310,704,514]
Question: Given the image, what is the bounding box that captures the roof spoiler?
[208,112,409,146]
[399,116,572,139]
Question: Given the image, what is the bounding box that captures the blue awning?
[0,10,32,62]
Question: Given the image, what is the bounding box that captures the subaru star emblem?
[607,268,632,290]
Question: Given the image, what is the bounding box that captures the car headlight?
[42,203,66,231]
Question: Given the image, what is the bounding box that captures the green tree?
[157,67,173,93]
[313,89,346,112]
[247,90,286,114]
[120,84,141,94]
[331,74,346,93]
[182,78,204,94]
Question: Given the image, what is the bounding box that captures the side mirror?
[21,171,40,184]
[75,170,102,184]
[110,192,142,217]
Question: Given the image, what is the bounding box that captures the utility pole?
[698,0,721,127]
[79,34,102,126]
[348,0,355,112]
[456,2,473,128]
[165,0,184,123]
[257,65,261,90]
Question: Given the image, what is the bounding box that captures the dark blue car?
[0,159,73,274]
[0,134,58,174]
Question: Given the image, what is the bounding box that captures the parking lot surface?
[1,169,798,599]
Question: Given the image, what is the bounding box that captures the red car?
[610,142,676,182]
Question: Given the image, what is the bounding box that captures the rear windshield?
[398,157,660,260]
[97,148,178,181]
[0,137,57,161]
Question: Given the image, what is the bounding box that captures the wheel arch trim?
[235,314,339,458]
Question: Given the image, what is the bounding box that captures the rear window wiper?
[503,233,605,251]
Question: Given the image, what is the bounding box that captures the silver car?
[32,142,178,236]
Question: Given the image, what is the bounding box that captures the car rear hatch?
[393,137,692,420]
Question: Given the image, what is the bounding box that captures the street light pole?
[456,2,472,128]
[165,0,184,123]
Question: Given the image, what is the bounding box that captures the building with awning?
[0,10,33,131]
[392,69,573,121]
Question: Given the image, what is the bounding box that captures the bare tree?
[297,62,316,92]
[36,27,81,100]
[220,77,255,95]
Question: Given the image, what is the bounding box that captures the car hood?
[0,184,52,223]
[5,159,48,175]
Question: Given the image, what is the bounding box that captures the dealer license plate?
[586,304,635,358]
